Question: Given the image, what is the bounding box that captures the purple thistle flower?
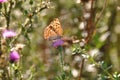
[0,0,7,2]
[52,39,64,48]
[2,30,16,38]
[9,51,20,63]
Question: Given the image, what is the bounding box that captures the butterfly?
[44,18,63,40]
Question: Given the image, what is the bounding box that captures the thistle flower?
[2,30,16,38]
[9,51,20,63]
[0,0,7,3]
[52,39,64,48]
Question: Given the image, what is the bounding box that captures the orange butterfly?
[44,18,63,40]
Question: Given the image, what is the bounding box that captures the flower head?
[52,39,64,48]
[9,51,20,63]
[2,30,16,38]
[0,0,7,3]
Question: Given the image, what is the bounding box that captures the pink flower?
[9,51,20,63]
[52,39,64,48]
[2,30,16,38]
[0,0,7,3]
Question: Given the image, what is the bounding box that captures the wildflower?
[9,51,20,63]
[52,39,64,48]
[0,0,7,3]
[2,30,16,38]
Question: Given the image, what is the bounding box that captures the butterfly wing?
[44,26,57,40]
[44,18,63,40]
[51,18,63,36]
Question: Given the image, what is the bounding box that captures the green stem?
[58,46,64,76]
[60,47,64,73]
[4,0,13,29]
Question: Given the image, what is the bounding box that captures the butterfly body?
[44,18,63,40]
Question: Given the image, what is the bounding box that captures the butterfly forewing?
[44,18,63,40]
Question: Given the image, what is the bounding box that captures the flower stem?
[60,47,64,73]
[58,46,64,78]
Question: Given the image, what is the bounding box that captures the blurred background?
[0,0,120,80]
